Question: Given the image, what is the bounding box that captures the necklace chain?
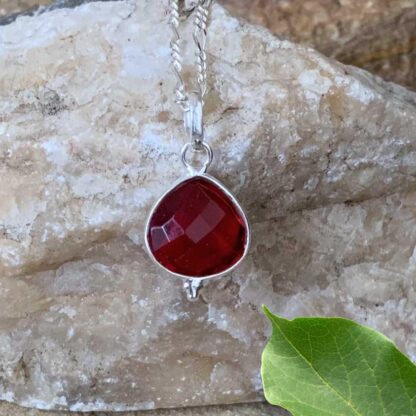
[169,0,214,173]
[169,0,213,113]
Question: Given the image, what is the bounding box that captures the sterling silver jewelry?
[144,0,250,301]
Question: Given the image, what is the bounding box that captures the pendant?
[145,142,250,300]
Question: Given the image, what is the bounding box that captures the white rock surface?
[0,401,288,416]
[0,0,416,411]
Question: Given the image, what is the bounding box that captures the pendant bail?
[184,93,204,149]
[182,93,212,175]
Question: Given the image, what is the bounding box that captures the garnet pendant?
[145,174,250,280]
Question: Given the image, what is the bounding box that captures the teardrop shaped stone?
[146,176,248,278]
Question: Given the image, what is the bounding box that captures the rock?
[3,0,416,91]
[0,401,288,416]
[334,7,416,93]
[0,0,50,16]
[220,0,416,90]
[0,0,416,411]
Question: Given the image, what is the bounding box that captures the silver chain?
[169,0,213,111]
[169,0,214,173]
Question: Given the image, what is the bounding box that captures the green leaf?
[261,306,416,416]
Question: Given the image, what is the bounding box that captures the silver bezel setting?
[144,172,251,282]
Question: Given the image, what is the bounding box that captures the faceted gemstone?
[146,176,248,278]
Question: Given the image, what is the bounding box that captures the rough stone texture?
[1,0,416,412]
[334,6,416,93]
[3,0,416,91]
[221,0,415,51]
[0,402,287,416]
[0,0,50,16]
[221,0,416,90]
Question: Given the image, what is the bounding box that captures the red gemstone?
[146,176,248,278]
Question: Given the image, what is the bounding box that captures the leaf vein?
[269,315,363,416]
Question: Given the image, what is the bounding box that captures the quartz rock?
[221,0,416,90]
[0,401,287,416]
[2,0,416,90]
[0,0,50,16]
[221,0,414,49]
[334,6,416,92]
[1,0,416,411]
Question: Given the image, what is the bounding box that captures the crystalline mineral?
[0,0,416,411]
[221,0,416,90]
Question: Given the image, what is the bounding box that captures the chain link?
[169,0,213,115]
